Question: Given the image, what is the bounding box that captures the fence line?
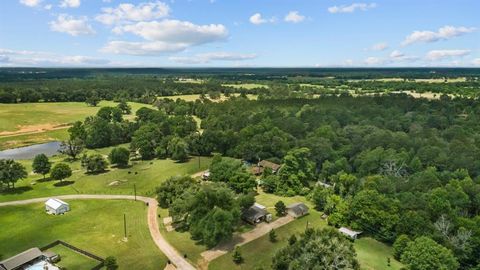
[41,240,104,270]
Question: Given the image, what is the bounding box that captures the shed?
[287,202,309,218]
[259,160,281,173]
[339,227,362,240]
[242,205,272,224]
[45,198,70,215]
[0,248,43,270]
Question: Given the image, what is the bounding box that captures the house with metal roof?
[339,227,362,240]
[286,202,309,218]
[242,204,272,224]
[45,198,70,215]
[0,248,43,270]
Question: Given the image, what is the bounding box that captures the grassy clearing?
[0,101,151,150]
[0,200,167,269]
[0,148,212,202]
[223,83,268,89]
[47,244,99,269]
[354,238,403,270]
[208,193,403,270]
[158,94,258,102]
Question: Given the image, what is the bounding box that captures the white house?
[45,198,70,215]
[339,227,362,240]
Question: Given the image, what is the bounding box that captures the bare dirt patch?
[0,123,70,138]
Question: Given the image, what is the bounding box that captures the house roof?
[254,203,266,210]
[339,227,362,237]
[0,248,42,270]
[258,160,281,171]
[287,202,309,216]
[242,205,268,222]
[45,198,69,210]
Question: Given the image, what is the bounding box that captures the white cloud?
[389,50,419,62]
[426,49,470,61]
[250,13,266,25]
[44,4,52,10]
[19,0,42,7]
[170,52,257,64]
[328,3,376,14]
[96,1,170,25]
[284,11,305,23]
[101,41,189,55]
[402,25,476,46]
[49,14,95,36]
[0,48,110,66]
[364,57,382,65]
[60,0,80,8]
[113,20,227,43]
[371,42,388,51]
[249,13,275,25]
[472,58,480,66]
[390,50,404,58]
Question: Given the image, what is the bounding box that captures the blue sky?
[0,0,479,67]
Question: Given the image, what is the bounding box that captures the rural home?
[252,160,281,175]
[0,248,59,270]
[339,227,362,240]
[287,202,309,218]
[242,203,272,224]
[45,198,70,215]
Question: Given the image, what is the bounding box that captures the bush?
[50,163,72,182]
[275,201,287,217]
[82,154,108,173]
[109,147,130,167]
[232,246,243,264]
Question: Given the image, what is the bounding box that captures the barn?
[45,198,70,215]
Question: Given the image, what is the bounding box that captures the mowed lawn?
[0,150,212,202]
[208,193,403,270]
[0,101,152,150]
[0,200,167,269]
[47,244,100,269]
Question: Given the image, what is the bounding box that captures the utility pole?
[134,184,137,201]
[123,213,127,239]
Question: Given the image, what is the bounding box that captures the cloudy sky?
[0,0,479,67]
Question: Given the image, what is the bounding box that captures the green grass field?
[0,200,167,269]
[47,244,100,269]
[223,83,268,89]
[0,101,152,150]
[0,147,212,202]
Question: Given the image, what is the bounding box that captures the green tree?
[32,154,51,179]
[82,154,108,173]
[401,237,459,270]
[156,176,197,208]
[269,229,277,242]
[168,137,189,162]
[274,201,287,217]
[85,93,100,107]
[50,163,72,182]
[117,101,132,114]
[0,159,27,189]
[288,234,297,245]
[310,186,333,211]
[68,121,87,141]
[232,246,243,264]
[393,234,411,260]
[104,256,118,270]
[108,147,130,167]
[277,147,315,195]
[59,138,84,160]
[131,124,162,160]
[272,228,360,270]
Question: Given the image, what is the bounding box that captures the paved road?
[199,215,294,267]
[0,194,196,270]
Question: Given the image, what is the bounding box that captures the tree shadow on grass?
[37,177,54,183]
[54,181,75,187]
[0,186,33,195]
[84,169,110,176]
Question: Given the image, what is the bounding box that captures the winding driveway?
[0,194,196,270]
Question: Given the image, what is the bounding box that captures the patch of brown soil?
[0,123,71,138]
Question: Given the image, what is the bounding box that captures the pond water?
[0,141,62,160]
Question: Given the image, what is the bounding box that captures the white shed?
[339,227,362,239]
[45,198,70,215]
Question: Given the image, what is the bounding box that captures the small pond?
[0,141,62,160]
